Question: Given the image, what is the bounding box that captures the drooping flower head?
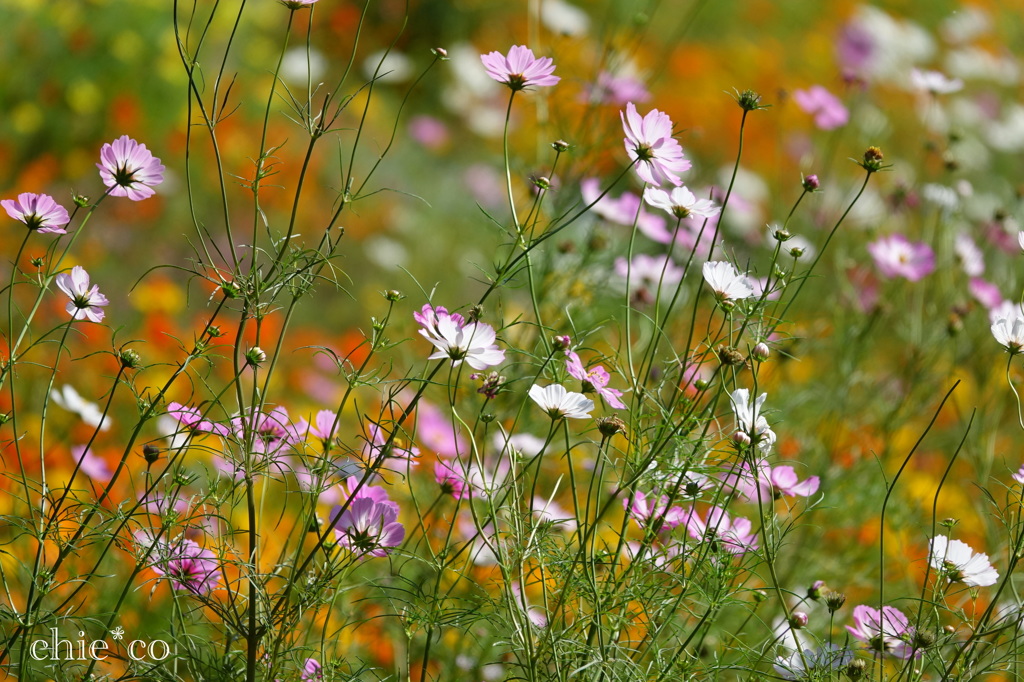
[416,304,505,370]
[729,389,776,453]
[331,477,405,558]
[480,45,560,91]
[97,135,165,201]
[792,85,849,130]
[929,535,999,587]
[55,266,109,323]
[565,351,626,409]
[620,102,691,186]
[528,384,593,420]
[846,605,919,659]
[2,193,70,234]
[867,234,936,281]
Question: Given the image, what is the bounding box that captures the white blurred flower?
[280,46,326,85]
[909,68,963,94]
[50,385,111,431]
[363,49,412,83]
[536,0,589,37]
[954,232,985,276]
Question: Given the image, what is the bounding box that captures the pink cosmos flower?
[416,400,466,457]
[2,193,70,234]
[435,460,470,499]
[480,45,560,91]
[614,254,685,306]
[620,102,691,186]
[565,351,626,409]
[55,266,109,323]
[415,304,505,370]
[580,178,668,240]
[362,421,420,468]
[301,658,323,680]
[722,461,819,501]
[969,277,1004,311]
[293,409,339,450]
[332,477,405,557]
[232,406,298,456]
[167,402,230,437]
[586,71,650,105]
[623,490,687,532]
[147,537,221,594]
[97,135,165,201]
[846,605,919,659]
[683,505,758,555]
[1013,464,1024,485]
[792,86,849,130]
[867,234,936,281]
[72,445,112,482]
[281,0,319,9]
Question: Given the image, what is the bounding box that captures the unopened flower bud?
[552,335,572,351]
[119,349,142,370]
[533,176,552,191]
[552,139,570,153]
[788,612,809,629]
[846,659,867,680]
[752,342,770,362]
[861,146,885,173]
[143,444,161,464]
[943,624,955,635]
[246,347,267,367]
[774,227,792,242]
[736,89,764,112]
[732,431,752,447]
[802,174,820,191]
[824,591,846,613]
[73,194,90,208]
[383,289,403,302]
[807,580,828,600]
[717,345,745,366]
[597,416,627,438]
[694,379,710,391]
[940,517,959,529]
[789,246,805,258]
[207,325,224,338]
[480,413,496,423]
[466,305,483,323]
[431,47,448,59]
[30,257,44,268]
[913,630,935,650]
[752,589,768,603]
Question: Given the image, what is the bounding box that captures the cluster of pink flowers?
[623,495,759,556]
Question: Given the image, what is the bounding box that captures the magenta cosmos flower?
[332,477,405,558]
[97,135,165,201]
[867,234,936,281]
[684,505,758,555]
[792,86,849,130]
[846,605,919,659]
[480,45,560,91]
[167,402,230,437]
[723,461,819,501]
[147,537,221,594]
[565,351,626,409]
[621,102,690,186]
[2,192,70,234]
[55,266,109,323]
[415,304,505,370]
[623,490,686,532]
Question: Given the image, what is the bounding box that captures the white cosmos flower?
[50,384,111,431]
[702,261,755,301]
[729,388,775,452]
[528,384,593,420]
[909,68,964,94]
[992,314,1024,353]
[642,186,720,220]
[929,535,999,587]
